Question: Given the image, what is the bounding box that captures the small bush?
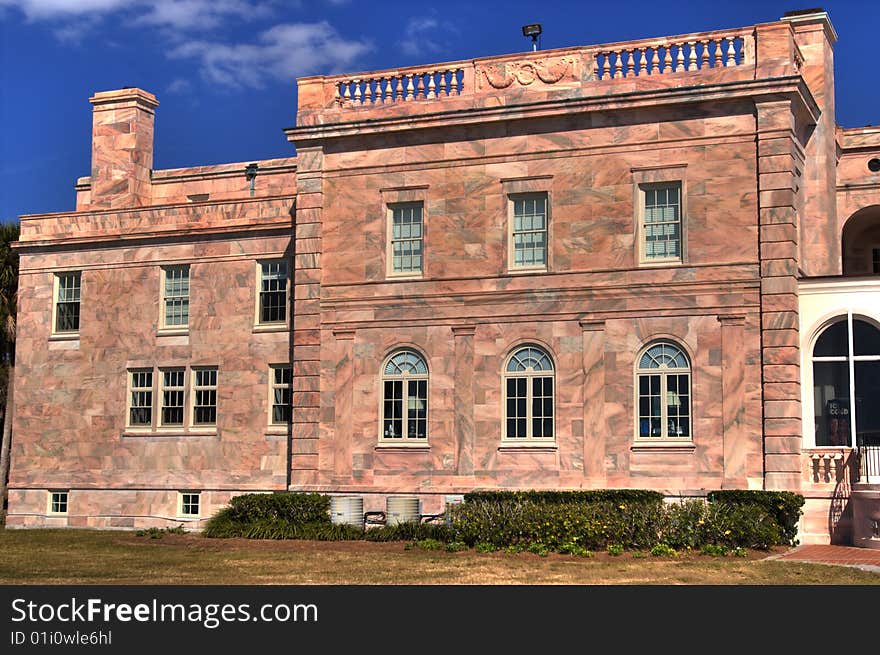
[363,521,452,543]
[607,544,624,556]
[445,541,468,552]
[650,543,677,557]
[414,538,445,550]
[558,542,593,557]
[700,544,727,557]
[527,542,550,557]
[474,542,498,553]
[463,490,665,505]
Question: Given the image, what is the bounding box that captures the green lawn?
[1,528,878,585]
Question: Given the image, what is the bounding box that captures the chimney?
[87,87,158,209]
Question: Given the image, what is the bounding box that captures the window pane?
[853,320,880,356]
[814,321,849,357]
[813,361,851,446]
[855,361,880,446]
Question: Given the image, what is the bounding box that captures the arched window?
[381,350,428,442]
[504,345,554,441]
[636,342,691,441]
[812,317,880,447]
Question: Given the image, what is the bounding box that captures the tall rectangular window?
[54,272,81,333]
[270,365,292,425]
[192,368,217,426]
[258,261,288,324]
[642,183,682,262]
[389,203,424,275]
[129,369,153,427]
[161,368,185,426]
[162,265,190,329]
[511,194,548,269]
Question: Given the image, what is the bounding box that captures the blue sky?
[1,0,878,220]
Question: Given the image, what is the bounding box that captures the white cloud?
[134,0,272,32]
[166,78,193,94]
[169,21,372,88]
[397,15,454,59]
[0,0,128,20]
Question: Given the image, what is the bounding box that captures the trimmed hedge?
[707,490,804,545]
[463,490,664,504]
[202,489,805,551]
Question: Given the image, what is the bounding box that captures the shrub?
[707,490,804,545]
[700,544,727,556]
[415,538,445,551]
[607,544,624,556]
[702,502,781,550]
[527,542,550,557]
[474,542,497,553]
[445,541,468,552]
[363,521,452,543]
[650,543,677,557]
[558,542,593,557]
[463,490,665,505]
[225,492,331,524]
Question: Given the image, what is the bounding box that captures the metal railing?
[857,444,880,483]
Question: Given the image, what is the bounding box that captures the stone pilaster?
[756,99,804,491]
[290,146,324,488]
[331,329,355,479]
[719,315,747,487]
[580,320,605,484]
[453,325,476,476]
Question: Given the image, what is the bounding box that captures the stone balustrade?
[594,29,754,80]
[335,65,466,105]
[310,25,767,115]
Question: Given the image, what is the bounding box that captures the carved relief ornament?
[476,56,576,89]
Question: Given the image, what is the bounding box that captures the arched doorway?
[842,206,880,276]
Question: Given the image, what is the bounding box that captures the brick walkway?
[772,545,880,571]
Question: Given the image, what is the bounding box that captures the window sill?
[157,328,189,337]
[498,442,557,452]
[49,332,79,341]
[638,259,685,268]
[253,323,289,334]
[375,442,430,450]
[386,273,423,281]
[631,441,696,454]
[122,430,218,438]
[506,267,548,275]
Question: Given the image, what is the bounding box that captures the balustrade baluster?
[415,74,424,99]
[427,71,436,99]
[688,41,697,71]
[439,70,447,96]
[614,51,624,78]
[663,46,672,74]
[364,79,373,104]
[650,48,659,75]
[601,53,610,80]
[675,44,684,72]
[701,40,710,69]
[726,38,736,66]
[405,74,414,100]
[638,49,647,76]
[714,39,724,68]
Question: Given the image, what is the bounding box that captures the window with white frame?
[258,260,288,324]
[54,272,81,333]
[161,265,190,329]
[270,365,292,425]
[811,317,880,448]
[179,492,200,517]
[504,345,554,441]
[636,342,691,441]
[191,368,217,426]
[388,203,424,276]
[510,194,548,270]
[641,182,683,262]
[161,368,186,426]
[128,369,153,427]
[49,490,68,514]
[381,350,428,441]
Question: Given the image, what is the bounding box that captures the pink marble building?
[8,9,880,546]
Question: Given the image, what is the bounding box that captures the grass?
[0,528,878,585]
